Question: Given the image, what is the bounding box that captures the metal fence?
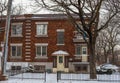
[57,72,120,82]
[7,70,46,82]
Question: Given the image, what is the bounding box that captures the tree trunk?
[88,36,97,79]
[111,47,115,64]
[104,49,107,63]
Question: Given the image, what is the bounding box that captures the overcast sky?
[12,0,51,14]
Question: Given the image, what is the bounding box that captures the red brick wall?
[0,14,88,62]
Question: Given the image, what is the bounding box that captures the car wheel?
[107,69,112,74]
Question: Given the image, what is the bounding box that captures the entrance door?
[57,55,64,71]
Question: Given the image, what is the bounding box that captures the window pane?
[17,46,22,56]
[12,26,17,35]
[42,46,47,56]
[16,25,22,35]
[57,32,64,44]
[37,24,47,35]
[12,46,16,56]
[11,25,22,36]
[76,46,81,55]
[82,48,87,54]
[37,46,41,56]
[59,56,63,63]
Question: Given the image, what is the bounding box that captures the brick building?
[0,14,89,73]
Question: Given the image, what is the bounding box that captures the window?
[82,47,87,55]
[59,56,63,63]
[36,24,48,36]
[11,24,22,36]
[75,45,81,55]
[36,46,47,57]
[75,65,87,72]
[11,66,21,70]
[75,45,87,56]
[57,30,64,45]
[34,65,45,72]
[11,45,22,57]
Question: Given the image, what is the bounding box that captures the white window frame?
[11,23,23,37]
[35,43,48,58]
[82,47,87,55]
[10,44,22,58]
[35,22,48,37]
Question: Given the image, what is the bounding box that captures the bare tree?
[0,0,7,32]
[105,19,120,64]
[0,0,26,32]
[96,31,109,64]
[11,4,26,15]
[96,15,120,64]
[31,0,120,79]
[0,0,7,15]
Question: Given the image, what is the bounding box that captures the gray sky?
[12,0,51,14]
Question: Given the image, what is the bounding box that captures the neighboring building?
[0,14,89,73]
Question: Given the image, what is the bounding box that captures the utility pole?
[2,0,13,77]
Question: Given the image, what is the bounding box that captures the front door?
[57,55,64,71]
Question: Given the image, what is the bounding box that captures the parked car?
[96,63,119,74]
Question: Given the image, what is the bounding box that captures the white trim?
[26,30,31,32]
[26,26,31,28]
[25,49,31,51]
[26,33,31,35]
[11,35,23,37]
[25,59,31,61]
[25,39,31,41]
[35,22,48,24]
[25,36,31,38]
[35,56,48,59]
[56,44,65,46]
[11,23,23,25]
[25,45,31,48]
[25,56,31,57]
[25,42,31,44]
[25,23,31,26]
[35,43,48,46]
[57,29,65,32]
[10,43,22,46]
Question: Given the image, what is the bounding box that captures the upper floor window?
[82,47,87,55]
[11,44,22,58]
[75,45,87,56]
[36,22,48,36]
[11,23,22,37]
[57,29,64,45]
[75,45,81,55]
[35,43,48,57]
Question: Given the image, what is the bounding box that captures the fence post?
[57,72,58,82]
[45,71,46,82]
[57,71,61,82]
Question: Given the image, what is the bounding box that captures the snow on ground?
[0,73,120,83]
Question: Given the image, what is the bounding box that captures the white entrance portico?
[52,50,69,72]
